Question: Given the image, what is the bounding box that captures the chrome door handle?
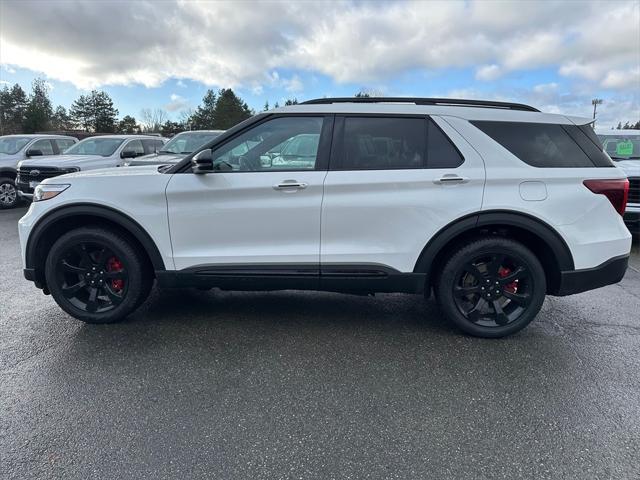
[273,181,308,190]
[433,174,469,185]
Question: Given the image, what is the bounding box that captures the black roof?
[301,97,539,112]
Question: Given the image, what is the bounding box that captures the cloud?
[165,93,189,112]
[475,64,502,81]
[0,0,638,98]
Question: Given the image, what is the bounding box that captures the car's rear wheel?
[0,177,19,209]
[436,237,546,338]
[45,227,152,323]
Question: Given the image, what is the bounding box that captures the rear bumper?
[555,254,629,296]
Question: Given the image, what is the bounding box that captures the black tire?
[436,237,546,338]
[0,177,19,209]
[45,226,152,324]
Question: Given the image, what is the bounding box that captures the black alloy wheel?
[436,237,546,338]
[45,227,152,323]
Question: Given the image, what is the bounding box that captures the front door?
[166,115,333,273]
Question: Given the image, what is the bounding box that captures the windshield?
[160,131,222,154]
[599,134,640,160]
[65,138,124,157]
[0,136,31,155]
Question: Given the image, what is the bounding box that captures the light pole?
[592,98,603,123]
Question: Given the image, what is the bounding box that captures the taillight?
[583,179,629,216]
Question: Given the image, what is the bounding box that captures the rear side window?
[341,117,426,169]
[335,117,463,170]
[427,119,464,168]
[471,121,610,168]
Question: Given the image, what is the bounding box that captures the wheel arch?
[26,203,166,288]
[0,167,17,180]
[414,210,574,295]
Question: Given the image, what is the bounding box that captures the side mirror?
[192,149,213,174]
[26,149,43,157]
[121,150,137,159]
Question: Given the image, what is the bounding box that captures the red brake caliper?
[498,266,518,294]
[106,257,124,292]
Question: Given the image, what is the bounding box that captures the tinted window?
[124,140,144,156]
[162,131,222,154]
[427,119,464,168]
[210,117,324,171]
[55,139,75,152]
[143,139,164,154]
[565,126,613,167]
[341,117,426,169]
[472,121,596,168]
[30,139,54,155]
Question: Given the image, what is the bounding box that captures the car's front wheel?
[436,237,546,338]
[0,177,19,209]
[45,227,152,323]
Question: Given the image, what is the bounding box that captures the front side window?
[472,121,601,168]
[30,139,54,155]
[65,138,124,157]
[143,139,165,154]
[123,140,144,156]
[210,117,324,171]
[55,139,75,152]
[0,136,31,155]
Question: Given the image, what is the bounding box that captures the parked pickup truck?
[16,135,165,199]
[0,134,78,209]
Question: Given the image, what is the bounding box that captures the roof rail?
[301,97,540,112]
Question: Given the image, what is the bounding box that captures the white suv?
[18,98,632,337]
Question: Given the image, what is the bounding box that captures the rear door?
[320,115,485,273]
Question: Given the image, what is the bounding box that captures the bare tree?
[179,108,195,130]
[139,108,168,133]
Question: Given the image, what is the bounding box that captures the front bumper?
[555,254,629,296]
[623,208,640,236]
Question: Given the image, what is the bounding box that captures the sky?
[0,0,639,129]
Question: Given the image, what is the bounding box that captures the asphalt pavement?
[1,206,639,479]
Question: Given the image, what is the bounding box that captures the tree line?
[616,121,640,130]
[0,78,301,136]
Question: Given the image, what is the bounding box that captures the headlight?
[33,184,70,202]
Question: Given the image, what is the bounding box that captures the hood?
[43,164,163,183]
[0,151,23,166]
[126,152,184,166]
[615,160,640,178]
[19,154,102,168]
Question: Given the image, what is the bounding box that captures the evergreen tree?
[263,101,270,111]
[211,88,252,129]
[117,115,139,134]
[616,122,622,130]
[70,94,93,131]
[23,78,53,133]
[93,91,118,133]
[189,90,217,129]
[160,120,182,137]
[0,84,28,134]
[284,98,298,106]
[51,105,72,131]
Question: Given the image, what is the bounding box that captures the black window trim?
[328,113,465,171]
[173,113,335,174]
